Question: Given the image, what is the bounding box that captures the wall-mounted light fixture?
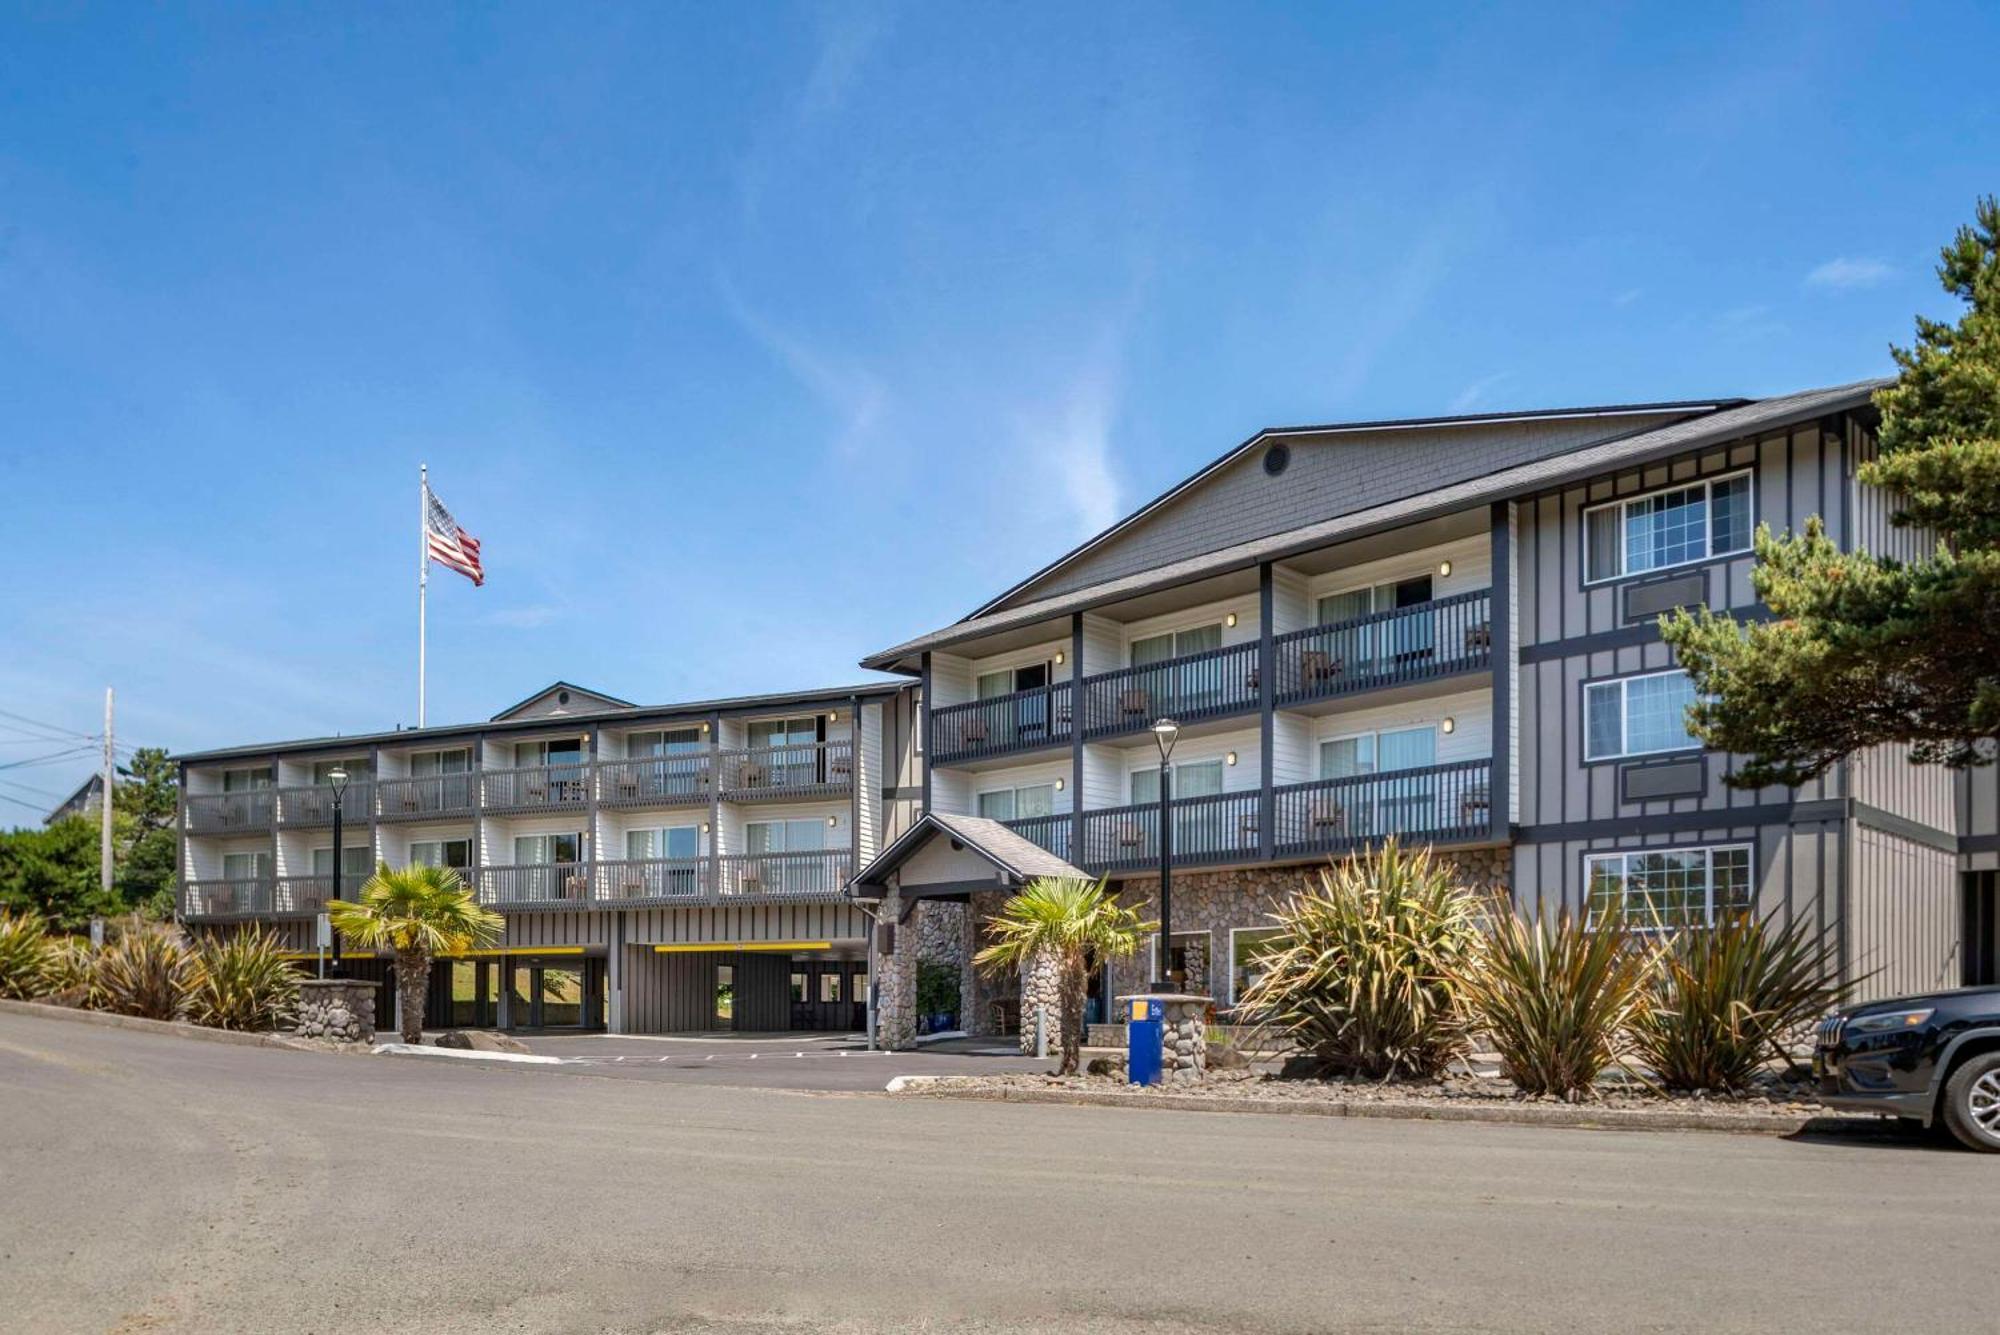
[828,711,839,724]
[827,815,839,827]
[1225,612,1238,628]
[1438,560,1453,577]
[1441,717,1456,735]
[1054,777,1066,791]
[700,722,710,734]
[1054,650,1066,665]
[1226,751,1238,766]
[700,821,711,833]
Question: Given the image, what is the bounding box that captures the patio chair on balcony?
[960,718,990,745]
[523,777,549,804]
[828,753,852,781]
[1116,823,1145,849]
[1301,650,1343,686]
[1460,785,1491,824]
[1309,800,1346,835]
[1465,622,1493,652]
[615,772,642,801]
[397,788,422,813]
[209,886,239,915]
[1119,688,1151,718]
[736,861,768,896]
[738,762,768,790]
[561,870,589,901]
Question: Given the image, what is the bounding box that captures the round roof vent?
[1262,443,1291,477]
[557,689,571,705]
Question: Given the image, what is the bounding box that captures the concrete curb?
[373,1042,564,1065]
[0,997,314,1051]
[890,1077,1885,1137]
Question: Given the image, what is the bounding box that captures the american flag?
[424,485,484,586]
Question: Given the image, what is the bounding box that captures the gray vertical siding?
[1961,765,2000,872]
[1848,825,1960,1001]
[618,901,866,946]
[1851,743,1958,832]
[503,910,610,949]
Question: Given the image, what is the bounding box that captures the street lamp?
[1150,718,1181,992]
[328,766,349,977]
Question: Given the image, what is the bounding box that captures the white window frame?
[1128,620,1226,667]
[1227,926,1285,1007]
[1582,668,1701,762]
[623,824,700,861]
[1584,843,1754,931]
[408,838,472,869]
[974,782,1058,823]
[1582,469,1754,585]
[1318,724,1438,779]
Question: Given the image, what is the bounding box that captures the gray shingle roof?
[849,812,1087,893]
[861,379,1889,671]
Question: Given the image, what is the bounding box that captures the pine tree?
[1661,196,2000,787]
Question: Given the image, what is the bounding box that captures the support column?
[1258,561,1276,863]
[1489,500,1515,845]
[607,912,626,1033]
[874,886,918,1050]
[1070,614,1085,866]
[1019,945,1064,1056]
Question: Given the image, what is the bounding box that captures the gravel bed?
[913,1066,1825,1119]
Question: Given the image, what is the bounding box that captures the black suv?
[1815,985,2000,1150]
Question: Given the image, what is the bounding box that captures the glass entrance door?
[506,959,595,1028]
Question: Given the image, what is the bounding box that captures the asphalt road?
[508,1030,1056,1090]
[2,1010,1994,1334]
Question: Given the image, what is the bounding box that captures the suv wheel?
[1940,1053,2000,1152]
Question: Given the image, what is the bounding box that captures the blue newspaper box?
[1126,995,1163,1086]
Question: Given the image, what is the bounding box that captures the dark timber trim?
[1070,614,1085,870]
[919,653,933,815]
[1257,561,1276,862]
[1517,798,1850,844]
[1852,802,1961,855]
[1489,501,1512,843]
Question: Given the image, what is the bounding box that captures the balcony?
[272,873,348,914]
[1078,642,1262,741]
[930,683,1074,764]
[598,755,711,809]
[480,764,589,815]
[716,849,851,901]
[182,876,276,918]
[275,782,374,828]
[592,857,710,905]
[1002,758,1495,874]
[470,862,592,907]
[185,791,274,835]
[1273,589,1491,708]
[720,741,852,802]
[375,773,477,822]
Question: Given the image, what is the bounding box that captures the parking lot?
[504,1030,1054,1091]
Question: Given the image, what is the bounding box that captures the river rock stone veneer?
[294,978,377,1043]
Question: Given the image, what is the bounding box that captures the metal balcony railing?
[1272,589,1491,706]
[1272,759,1493,856]
[720,741,853,802]
[479,764,589,814]
[375,773,476,821]
[184,791,275,834]
[591,857,710,904]
[930,683,1074,763]
[1078,642,1263,741]
[715,850,851,901]
[597,755,711,808]
[182,876,276,917]
[275,783,374,828]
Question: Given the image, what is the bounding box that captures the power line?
[0,746,96,773]
[0,777,65,800]
[0,708,93,743]
[0,791,53,815]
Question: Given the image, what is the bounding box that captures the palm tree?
[973,876,1151,1075]
[328,863,502,1044]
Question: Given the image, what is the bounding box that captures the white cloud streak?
[1805,257,1895,290]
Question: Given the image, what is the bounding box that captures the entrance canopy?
[848,812,1088,907]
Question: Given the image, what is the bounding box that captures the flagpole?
[418,462,429,729]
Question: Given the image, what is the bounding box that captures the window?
[1230,927,1284,1006]
[1318,725,1435,780]
[221,850,271,880]
[312,758,371,784]
[1131,759,1224,805]
[1315,575,1433,627]
[313,845,374,877]
[976,783,1056,822]
[626,728,704,756]
[514,832,583,864]
[409,838,471,869]
[819,972,843,1003]
[1586,845,1753,929]
[748,716,818,749]
[977,664,1050,698]
[624,826,699,860]
[1584,671,1701,760]
[410,749,469,777]
[516,739,583,767]
[1584,473,1752,583]
[221,767,272,792]
[1130,624,1222,666]
[745,818,828,854]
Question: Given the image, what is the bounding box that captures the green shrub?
[1237,840,1486,1080]
[0,910,52,1000]
[1456,910,1655,1100]
[1628,910,1844,1092]
[186,929,301,1032]
[916,960,960,1019]
[93,922,191,1020]
[41,937,98,1007]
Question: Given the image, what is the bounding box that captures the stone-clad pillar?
[1018,946,1065,1055]
[295,978,377,1043]
[875,887,918,1050]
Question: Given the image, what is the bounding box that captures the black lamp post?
[1150,717,1181,992]
[328,766,349,977]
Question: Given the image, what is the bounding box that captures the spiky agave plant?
[1455,910,1657,1101]
[1237,839,1486,1080]
[186,928,302,1031]
[0,910,53,1000]
[41,936,99,1007]
[1628,909,1845,1092]
[94,921,193,1020]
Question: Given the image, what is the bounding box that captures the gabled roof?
[966,397,1743,619]
[490,681,638,721]
[849,812,1087,896]
[861,379,1889,673]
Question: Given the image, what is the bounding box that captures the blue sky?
[1,3,1995,822]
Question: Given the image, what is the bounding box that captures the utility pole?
[100,687,114,897]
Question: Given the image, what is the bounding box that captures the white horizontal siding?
[1080,614,1122,677]
[1301,535,1489,611]
[1308,688,1493,770]
[965,759,1073,817]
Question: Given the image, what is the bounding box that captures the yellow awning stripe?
[278,946,588,961]
[652,940,833,954]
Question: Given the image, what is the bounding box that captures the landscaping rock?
[435,1030,530,1054]
[1086,1056,1126,1077]
[1208,1045,1249,1071]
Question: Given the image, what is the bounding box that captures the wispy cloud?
[1450,371,1513,413]
[1612,288,1644,307]
[1805,257,1895,290]
[482,604,561,630]
[715,276,889,461]
[797,8,887,124]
